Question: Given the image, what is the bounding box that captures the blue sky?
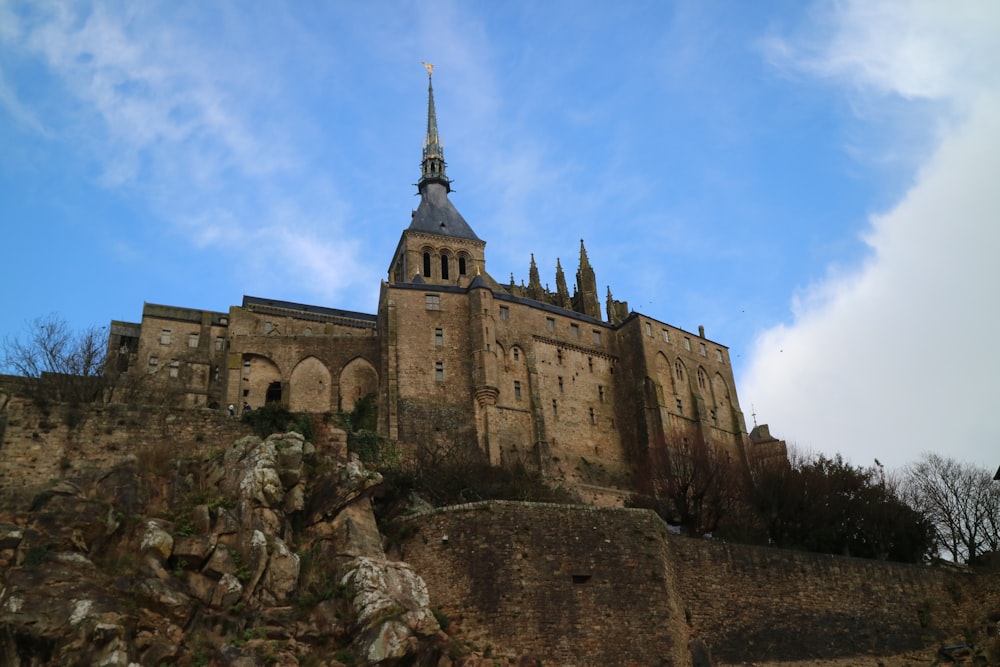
[1,1,997,471]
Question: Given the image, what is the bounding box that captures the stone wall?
[398,501,690,667]
[0,395,251,499]
[669,536,977,663]
[400,501,987,666]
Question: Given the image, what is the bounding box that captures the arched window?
[458,256,467,275]
[422,252,431,277]
[441,255,450,280]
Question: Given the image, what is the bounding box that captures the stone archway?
[339,357,378,413]
[242,354,281,410]
[289,356,332,413]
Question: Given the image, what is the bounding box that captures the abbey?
[108,72,780,502]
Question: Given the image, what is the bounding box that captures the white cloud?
[742,1,1000,471]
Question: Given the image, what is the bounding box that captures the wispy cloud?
[2,2,368,303]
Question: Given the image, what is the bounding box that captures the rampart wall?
[0,395,251,499]
[398,501,690,666]
[400,501,990,666]
[669,536,978,663]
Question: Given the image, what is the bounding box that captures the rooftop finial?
[422,61,434,77]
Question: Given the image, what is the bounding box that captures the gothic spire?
[554,258,571,308]
[407,65,480,241]
[527,253,544,300]
[574,239,601,320]
[419,63,449,191]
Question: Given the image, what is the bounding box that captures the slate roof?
[409,181,481,241]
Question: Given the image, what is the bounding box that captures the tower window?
[499,306,509,321]
[588,357,593,372]
[160,329,171,345]
[264,321,273,335]
[514,380,521,399]
[662,329,670,343]
[558,376,564,393]
[147,357,158,374]
[441,255,449,280]
[546,317,555,332]
[684,337,691,351]
[716,349,724,362]
[459,256,467,275]
[700,342,707,357]
[513,348,520,362]
[435,361,444,382]
[645,322,652,336]
[169,360,180,378]
[215,336,225,351]
[423,252,431,277]
[592,330,601,344]
[598,385,604,403]
[557,350,563,365]
[425,294,440,311]
[552,399,558,418]
[571,323,580,339]
[188,333,199,348]
[435,328,443,347]
[676,397,683,413]
[589,408,595,425]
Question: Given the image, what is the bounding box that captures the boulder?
[261,537,300,605]
[202,542,238,580]
[329,498,384,559]
[307,454,384,526]
[139,520,173,563]
[171,534,216,569]
[340,556,439,633]
[219,433,307,510]
[182,571,218,605]
[211,573,244,609]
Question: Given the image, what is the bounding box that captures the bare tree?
[904,452,1000,564]
[746,449,933,562]
[1,314,107,403]
[632,436,744,537]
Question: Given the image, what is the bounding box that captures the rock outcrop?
[0,429,450,666]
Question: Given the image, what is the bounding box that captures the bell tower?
[387,65,487,287]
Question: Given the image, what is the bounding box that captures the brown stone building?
[108,72,779,502]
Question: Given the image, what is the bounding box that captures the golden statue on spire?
[422,61,434,77]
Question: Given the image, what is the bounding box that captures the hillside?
[0,398,998,666]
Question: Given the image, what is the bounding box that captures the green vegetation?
[242,404,315,440]
[629,444,936,563]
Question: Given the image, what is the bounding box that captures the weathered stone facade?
[106,73,783,501]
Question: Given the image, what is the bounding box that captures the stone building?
[107,72,780,502]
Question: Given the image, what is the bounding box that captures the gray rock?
[139,521,173,563]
